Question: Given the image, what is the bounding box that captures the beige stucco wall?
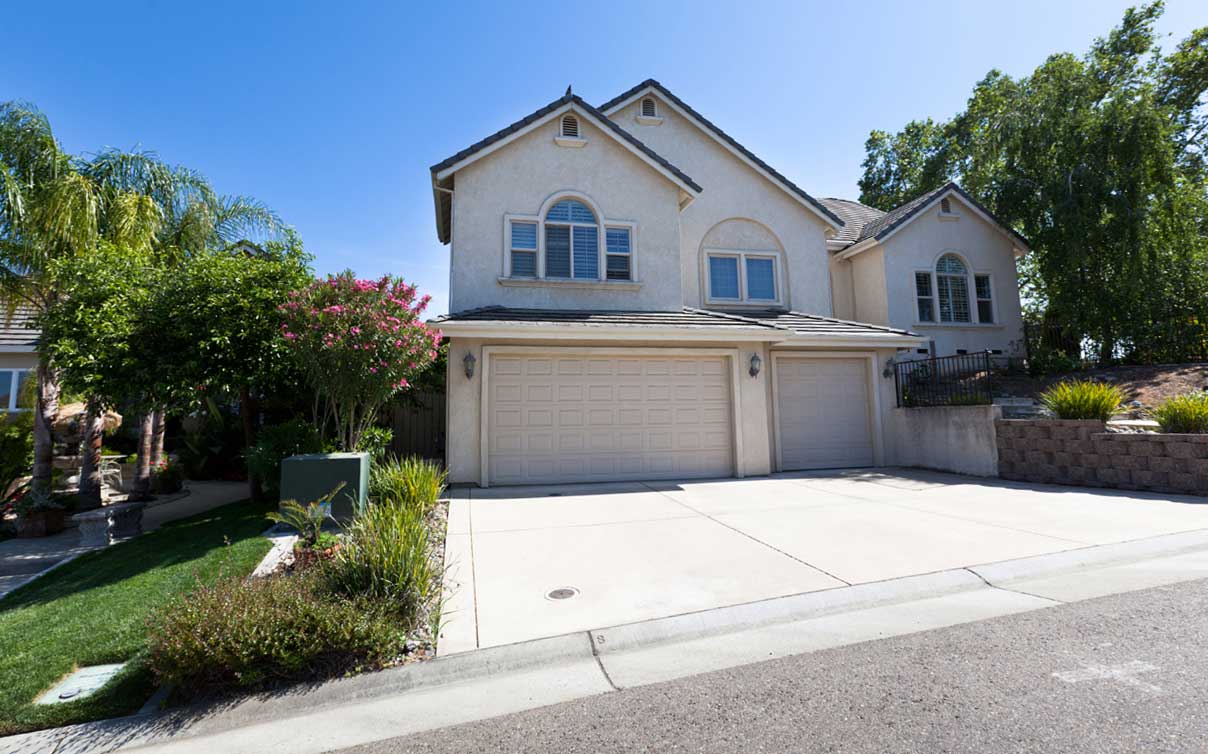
[448,114,685,313]
[609,97,833,315]
[829,256,855,321]
[879,195,1025,357]
[0,352,37,370]
[446,337,905,485]
[850,246,889,326]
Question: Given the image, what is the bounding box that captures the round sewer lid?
[546,587,579,601]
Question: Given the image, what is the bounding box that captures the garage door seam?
[639,482,853,587]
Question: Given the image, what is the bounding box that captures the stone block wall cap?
[71,501,145,520]
[283,452,370,461]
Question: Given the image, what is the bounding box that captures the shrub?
[369,455,447,514]
[1039,380,1124,420]
[356,425,394,462]
[0,410,34,502]
[146,571,407,691]
[1152,392,1208,434]
[245,418,323,499]
[1027,348,1081,377]
[322,493,438,622]
[152,458,184,494]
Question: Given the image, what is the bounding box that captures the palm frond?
[212,194,286,244]
[31,171,98,256]
[107,191,164,252]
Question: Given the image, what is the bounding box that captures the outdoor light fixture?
[882,357,896,379]
[749,353,762,378]
[463,352,477,379]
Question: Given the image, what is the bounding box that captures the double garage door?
[488,354,734,485]
[484,351,876,485]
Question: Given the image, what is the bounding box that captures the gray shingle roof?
[431,306,780,330]
[818,197,885,244]
[432,306,918,340]
[739,309,918,338]
[599,79,845,230]
[0,303,38,350]
[824,182,1031,250]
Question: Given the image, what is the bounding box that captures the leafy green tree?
[857,2,1208,363]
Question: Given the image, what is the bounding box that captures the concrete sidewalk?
[7,527,1208,754]
[441,469,1208,653]
[0,481,247,598]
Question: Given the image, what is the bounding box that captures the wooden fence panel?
[389,390,446,462]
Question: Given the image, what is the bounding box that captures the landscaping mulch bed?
[995,363,1208,408]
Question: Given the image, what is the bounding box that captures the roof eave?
[434,320,784,342]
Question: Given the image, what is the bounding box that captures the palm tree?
[0,102,108,495]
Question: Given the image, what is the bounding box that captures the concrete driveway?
[439,469,1208,654]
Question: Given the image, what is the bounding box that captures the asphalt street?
[338,578,1208,753]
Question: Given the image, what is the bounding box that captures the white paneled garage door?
[775,356,874,471]
[487,353,734,485]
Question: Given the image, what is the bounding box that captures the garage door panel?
[777,356,874,471]
[488,354,734,485]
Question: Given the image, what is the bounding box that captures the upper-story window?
[915,253,992,324]
[504,196,635,283]
[1,369,32,412]
[705,250,781,305]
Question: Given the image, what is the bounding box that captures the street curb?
[970,528,1208,585]
[589,568,984,654]
[7,528,1208,752]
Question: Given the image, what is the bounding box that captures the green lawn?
[0,499,273,735]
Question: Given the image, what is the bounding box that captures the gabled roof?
[829,182,1032,254]
[818,197,886,245]
[599,79,845,230]
[0,302,38,351]
[430,91,702,244]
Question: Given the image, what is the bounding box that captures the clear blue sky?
[4,0,1205,315]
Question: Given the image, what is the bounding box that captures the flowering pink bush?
[280,271,441,450]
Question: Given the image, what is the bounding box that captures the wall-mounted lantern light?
[749,353,762,378]
[882,357,896,379]
[463,352,477,379]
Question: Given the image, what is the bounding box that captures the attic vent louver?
[940,197,951,213]
[560,114,580,138]
[641,98,657,117]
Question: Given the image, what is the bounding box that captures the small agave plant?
[267,482,346,549]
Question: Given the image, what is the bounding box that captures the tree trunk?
[77,400,106,507]
[150,409,166,468]
[240,385,262,502]
[133,412,155,500]
[31,358,60,494]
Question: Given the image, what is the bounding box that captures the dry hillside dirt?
[995,363,1208,408]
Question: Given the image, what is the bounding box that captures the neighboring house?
[0,303,37,412]
[429,79,1027,487]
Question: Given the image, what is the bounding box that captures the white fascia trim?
[436,322,783,342]
[433,102,700,201]
[0,345,36,353]
[835,237,879,261]
[602,87,837,232]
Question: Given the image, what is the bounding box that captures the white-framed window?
[605,226,632,281]
[544,198,598,279]
[509,220,538,278]
[975,274,994,323]
[560,114,579,138]
[705,250,782,305]
[915,271,935,322]
[1,369,32,412]
[641,97,658,118]
[935,253,971,323]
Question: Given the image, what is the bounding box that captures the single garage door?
[775,356,874,470]
[488,353,734,485]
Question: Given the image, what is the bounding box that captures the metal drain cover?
[546,587,579,601]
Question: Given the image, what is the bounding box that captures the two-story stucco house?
[430,80,1028,487]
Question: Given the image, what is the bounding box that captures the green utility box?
[279,452,370,521]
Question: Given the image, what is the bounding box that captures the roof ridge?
[598,79,845,229]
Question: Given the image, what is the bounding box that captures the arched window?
[560,114,580,138]
[935,253,971,323]
[544,199,598,279]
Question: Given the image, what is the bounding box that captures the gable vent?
[641,98,657,118]
[560,114,580,138]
